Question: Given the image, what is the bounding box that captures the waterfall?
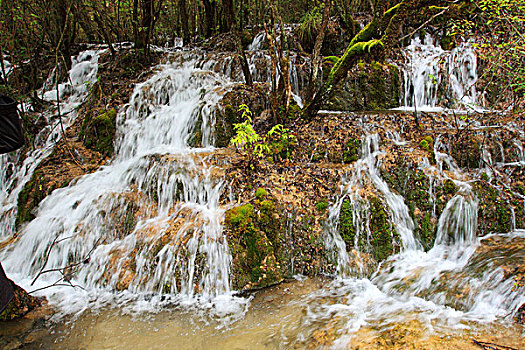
[248,32,266,51]
[311,128,523,345]
[325,133,420,276]
[0,50,102,240]
[1,54,237,313]
[399,34,480,111]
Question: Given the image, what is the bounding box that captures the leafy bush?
[230,105,297,168]
[297,6,323,51]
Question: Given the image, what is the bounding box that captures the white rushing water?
[398,34,481,111]
[314,130,524,347]
[0,50,102,240]
[325,133,420,277]
[0,53,249,316]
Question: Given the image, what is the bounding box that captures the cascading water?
[399,34,481,111]
[308,129,524,347]
[0,50,102,240]
[325,132,419,275]
[0,53,244,315]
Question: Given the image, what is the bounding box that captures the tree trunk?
[179,0,189,42]
[306,0,332,103]
[223,0,234,32]
[203,0,215,38]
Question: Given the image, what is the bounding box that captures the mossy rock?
[15,169,71,228]
[80,108,117,157]
[475,180,513,234]
[225,202,283,290]
[343,137,360,163]
[323,60,401,111]
[316,198,329,212]
[368,197,399,261]
[339,199,358,248]
[380,160,451,250]
[0,281,41,321]
[338,197,399,261]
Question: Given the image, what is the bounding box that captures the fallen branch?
[472,339,520,350]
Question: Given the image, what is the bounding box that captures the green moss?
[226,204,255,228]
[16,170,51,228]
[324,56,339,65]
[325,61,401,111]
[423,136,433,144]
[255,188,268,200]
[80,108,117,157]
[339,199,358,248]
[226,202,283,289]
[444,179,457,195]
[475,181,512,234]
[368,196,398,261]
[381,162,440,250]
[316,198,329,212]
[343,138,360,163]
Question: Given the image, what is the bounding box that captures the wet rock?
[516,304,525,325]
[80,107,118,157]
[0,281,41,321]
[323,60,401,111]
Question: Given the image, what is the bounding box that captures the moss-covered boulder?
[323,60,401,111]
[0,281,41,321]
[225,200,283,291]
[80,107,117,157]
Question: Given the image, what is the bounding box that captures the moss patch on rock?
[323,60,401,111]
[225,201,283,290]
[338,196,399,262]
[80,107,117,157]
[475,179,514,234]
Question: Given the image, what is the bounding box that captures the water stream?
[1,54,246,317]
[0,50,102,240]
[399,34,481,111]
[0,36,523,349]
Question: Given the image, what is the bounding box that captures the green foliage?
[453,0,525,105]
[297,6,323,51]
[343,138,360,163]
[255,188,268,200]
[266,124,297,162]
[419,139,430,151]
[316,198,329,212]
[226,204,255,228]
[230,105,297,165]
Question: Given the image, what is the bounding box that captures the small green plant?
[316,199,329,212]
[230,105,297,167]
[297,6,323,50]
[255,188,268,200]
[419,139,430,151]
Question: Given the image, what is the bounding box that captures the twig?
[30,236,104,287]
[472,339,520,350]
[31,235,61,286]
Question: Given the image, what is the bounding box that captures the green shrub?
[255,188,268,200]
